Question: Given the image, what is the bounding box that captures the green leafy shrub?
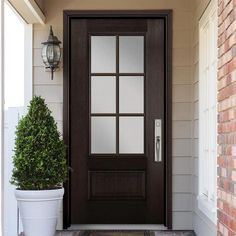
[11,96,67,190]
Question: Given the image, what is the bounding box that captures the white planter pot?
[15,188,64,236]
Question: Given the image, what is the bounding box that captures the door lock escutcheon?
[154,119,162,162]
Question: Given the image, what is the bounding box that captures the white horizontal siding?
[47,103,63,121]
[173,175,192,193]
[34,67,63,85]
[173,139,191,157]
[173,121,191,138]
[173,193,192,211]
[164,0,195,11]
[173,48,191,66]
[173,157,192,175]
[193,82,199,102]
[173,30,192,48]
[193,120,198,139]
[193,44,199,65]
[173,212,193,229]
[173,11,193,30]
[192,175,198,196]
[193,62,199,83]
[173,85,191,102]
[33,48,44,67]
[34,85,63,103]
[193,157,198,177]
[173,102,191,120]
[193,101,199,120]
[192,139,199,157]
[173,67,192,85]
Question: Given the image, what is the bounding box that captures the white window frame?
[198,0,217,224]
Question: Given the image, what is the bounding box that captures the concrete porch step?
[55,231,196,236]
[20,231,196,236]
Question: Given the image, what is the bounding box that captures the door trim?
[63,10,172,229]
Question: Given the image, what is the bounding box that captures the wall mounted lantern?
[41,26,61,80]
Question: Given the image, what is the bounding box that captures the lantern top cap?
[42,26,61,45]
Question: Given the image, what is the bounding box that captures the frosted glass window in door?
[119,36,144,73]
[119,117,144,154]
[91,117,116,154]
[119,76,144,113]
[91,76,116,113]
[91,36,116,73]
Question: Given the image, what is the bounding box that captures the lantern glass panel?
[42,45,50,67]
[46,44,61,66]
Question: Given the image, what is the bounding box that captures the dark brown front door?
[63,11,172,228]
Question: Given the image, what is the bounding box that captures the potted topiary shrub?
[11,96,67,236]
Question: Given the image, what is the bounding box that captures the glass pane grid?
[91,117,116,154]
[91,36,116,73]
[119,36,144,73]
[119,117,144,154]
[91,76,116,114]
[90,35,145,155]
[119,76,144,114]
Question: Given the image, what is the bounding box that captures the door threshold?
[69,224,167,230]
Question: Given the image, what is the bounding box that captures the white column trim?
[24,23,33,108]
[0,0,4,235]
[198,0,217,224]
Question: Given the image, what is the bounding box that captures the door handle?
[154,119,162,162]
[155,136,160,162]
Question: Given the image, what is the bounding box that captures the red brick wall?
[218,0,236,235]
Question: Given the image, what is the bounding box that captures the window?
[90,35,145,155]
[198,0,217,223]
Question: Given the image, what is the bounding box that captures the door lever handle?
[154,119,162,162]
[155,136,160,162]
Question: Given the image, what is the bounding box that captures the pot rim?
[15,187,64,201]
[15,187,64,192]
